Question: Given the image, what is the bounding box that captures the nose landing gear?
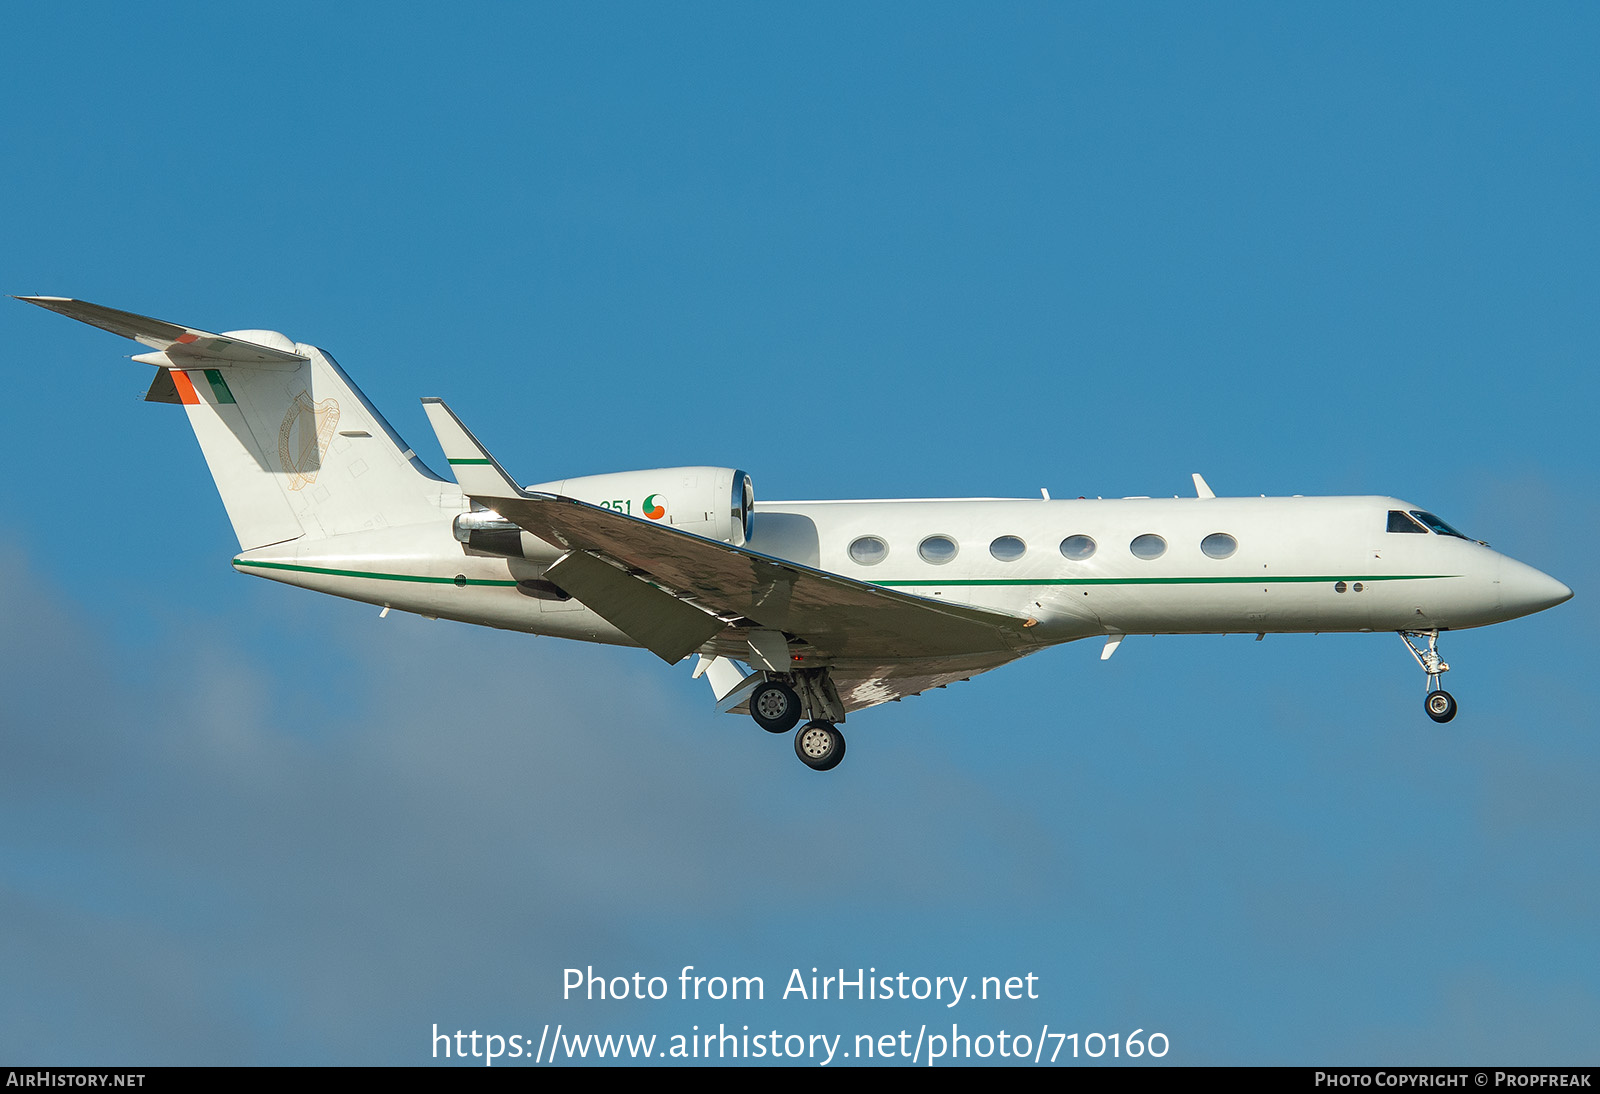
[1425,690,1457,722]
[1401,630,1457,723]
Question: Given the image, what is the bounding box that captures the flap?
[543,548,727,664]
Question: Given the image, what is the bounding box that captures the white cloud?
[0,543,1066,1061]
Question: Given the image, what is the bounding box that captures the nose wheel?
[1425,689,1457,723]
[1401,631,1458,723]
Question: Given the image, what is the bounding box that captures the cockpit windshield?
[1387,510,1427,533]
[1408,510,1470,540]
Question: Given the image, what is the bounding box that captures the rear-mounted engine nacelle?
[453,509,543,558]
[529,466,754,546]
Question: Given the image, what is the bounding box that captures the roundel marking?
[643,494,666,520]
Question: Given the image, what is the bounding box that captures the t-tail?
[19,297,456,550]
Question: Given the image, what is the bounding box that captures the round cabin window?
[848,536,889,565]
[1201,532,1237,559]
[989,535,1026,562]
[1060,535,1096,560]
[1130,534,1166,560]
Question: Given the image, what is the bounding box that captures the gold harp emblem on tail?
[278,390,341,491]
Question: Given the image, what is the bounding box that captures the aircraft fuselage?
[234,493,1569,648]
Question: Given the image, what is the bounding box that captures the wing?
[504,492,1049,712]
[500,489,1038,658]
[421,399,1050,711]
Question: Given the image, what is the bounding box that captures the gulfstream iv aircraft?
[23,297,1573,771]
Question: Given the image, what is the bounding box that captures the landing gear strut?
[1400,630,1457,723]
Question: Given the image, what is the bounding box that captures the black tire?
[750,681,802,734]
[1425,689,1458,723]
[794,720,846,771]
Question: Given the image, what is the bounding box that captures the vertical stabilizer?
[165,364,307,549]
[19,297,460,550]
[172,346,456,546]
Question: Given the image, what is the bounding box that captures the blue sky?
[2,3,1595,1065]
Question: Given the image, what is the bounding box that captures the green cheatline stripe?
[448,458,492,465]
[875,574,1456,588]
[231,558,1458,592]
[203,369,236,404]
[233,559,518,587]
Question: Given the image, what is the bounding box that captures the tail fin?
[20,297,456,550]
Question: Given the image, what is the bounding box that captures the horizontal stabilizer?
[16,296,307,366]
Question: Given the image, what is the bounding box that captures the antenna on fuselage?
[1192,473,1216,499]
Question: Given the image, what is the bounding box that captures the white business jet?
[21,297,1573,772]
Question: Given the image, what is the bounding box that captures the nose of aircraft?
[1499,556,1574,618]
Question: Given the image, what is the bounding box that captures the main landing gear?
[795,720,847,771]
[749,680,802,734]
[1400,630,1457,723]
[747,672,847,771]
